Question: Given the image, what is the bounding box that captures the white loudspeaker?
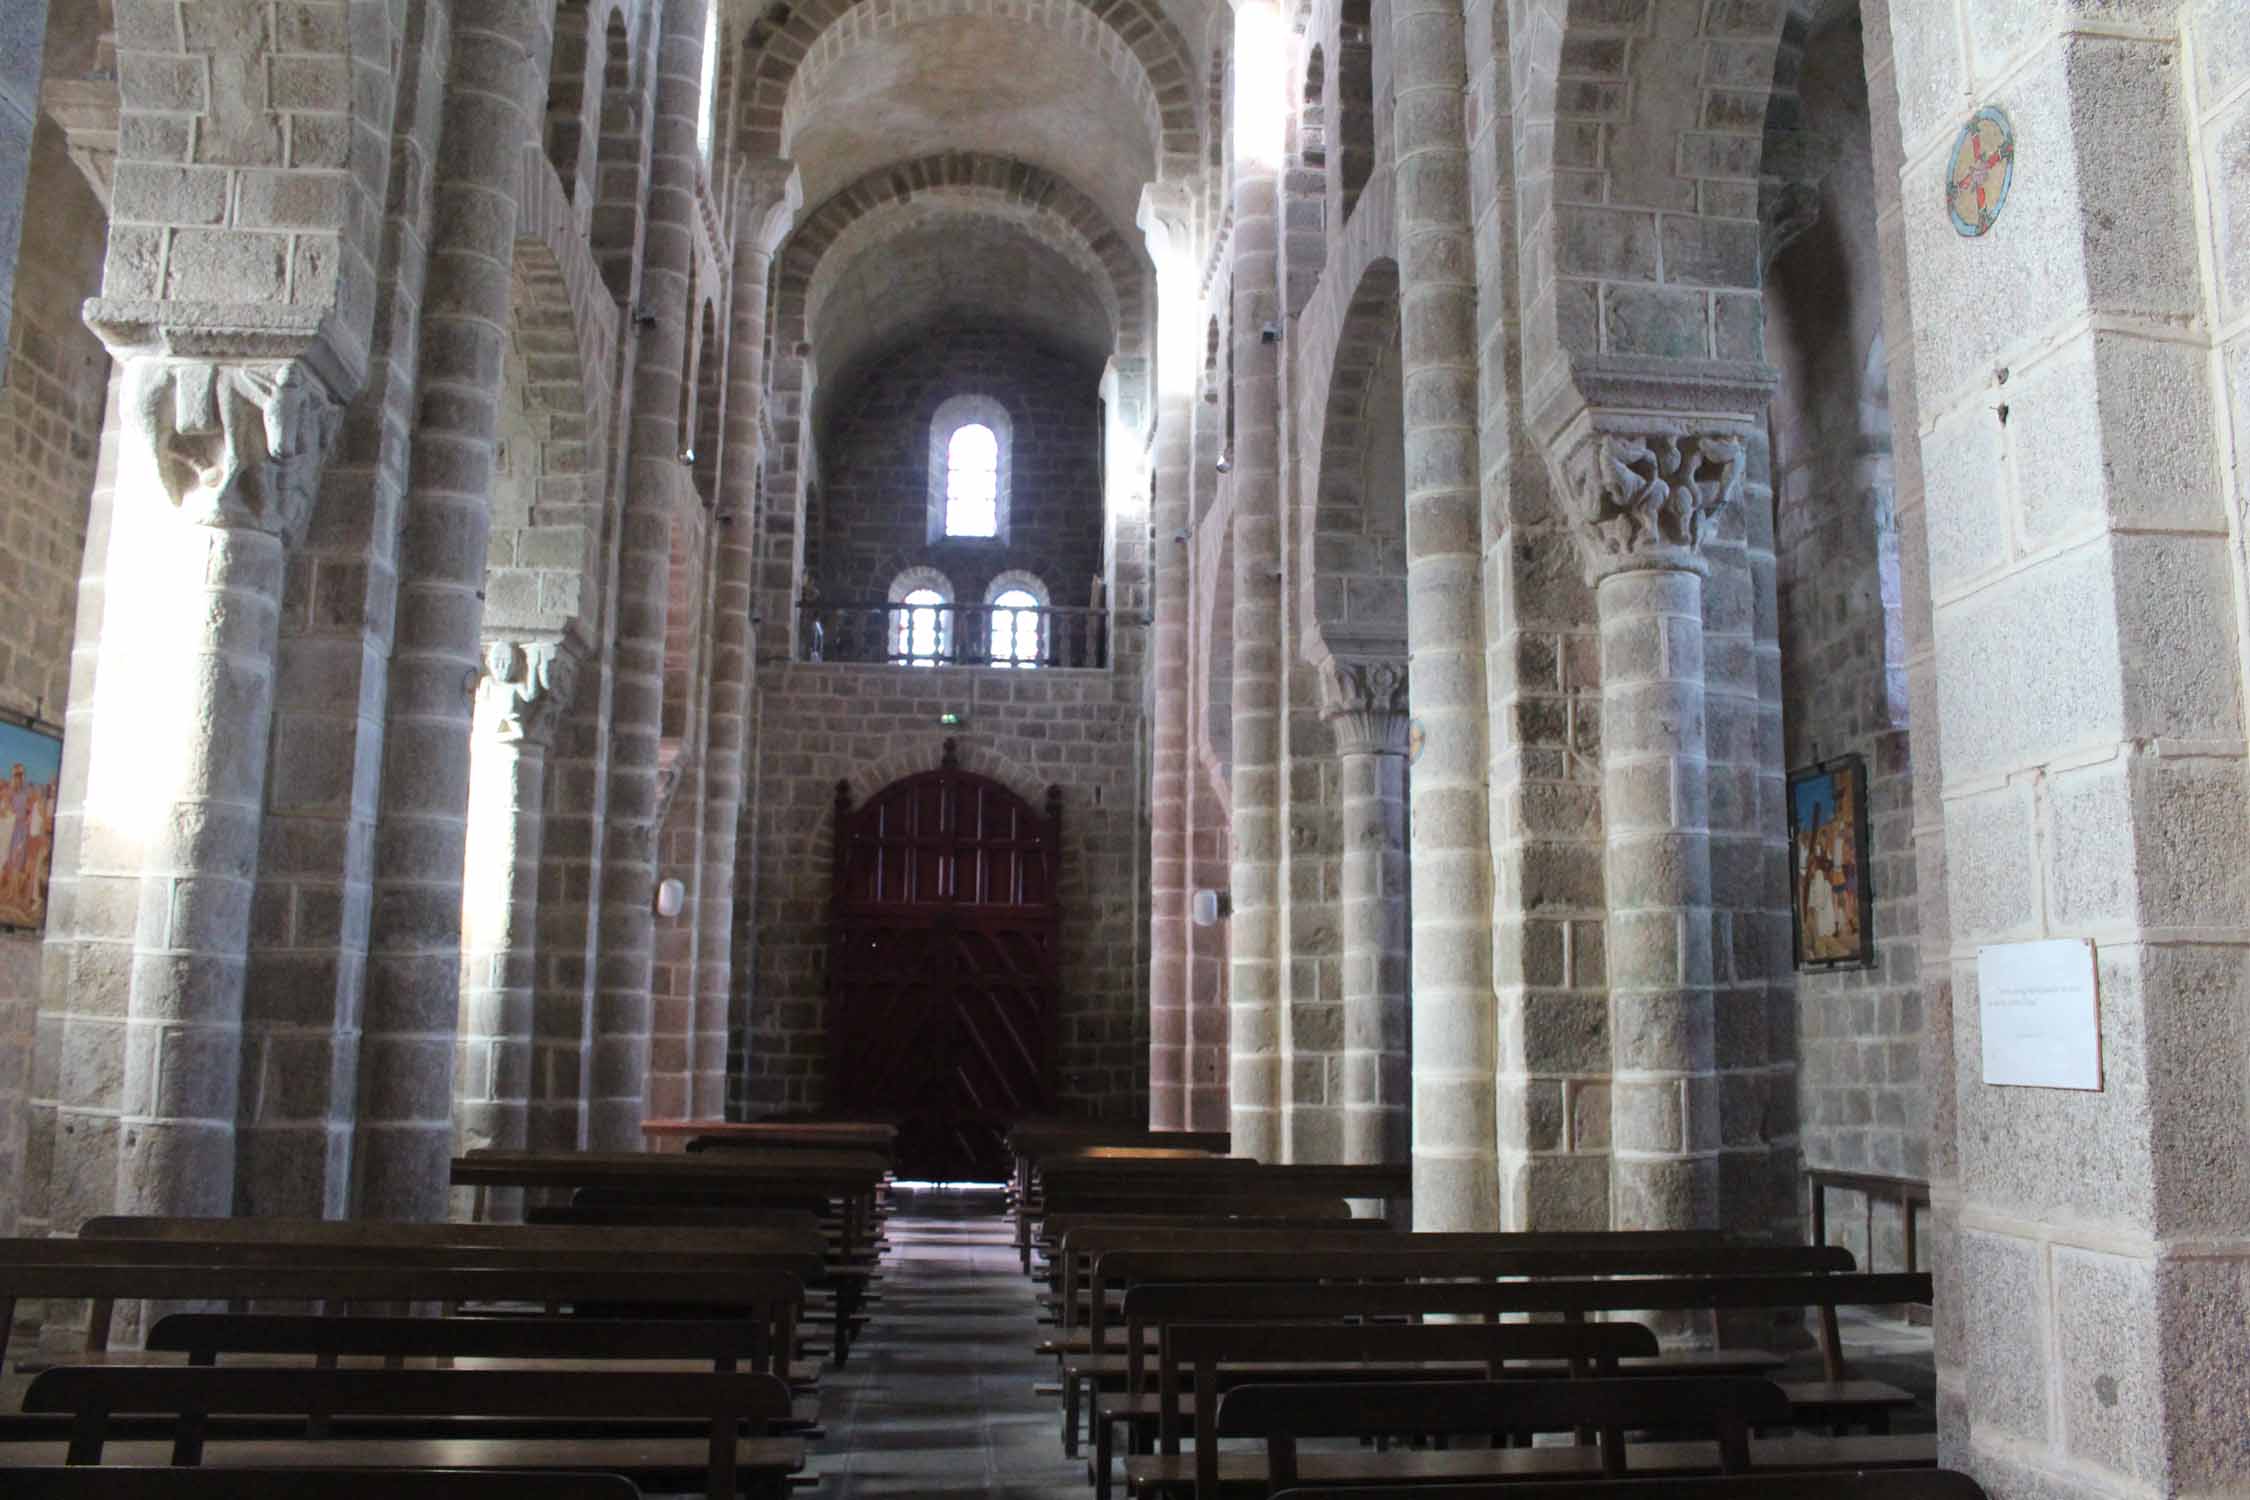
[1191,889,1222,928]
[655,878,687,918]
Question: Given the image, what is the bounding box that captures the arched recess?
[1333,0,1374,223]
[456,240,605,1180]
[1507,0,1792,442]
[590,8,648,299]
[544,0,594,202]
[1299,259,1405,666]
[736,0,1201,174]
[690,300,724,505]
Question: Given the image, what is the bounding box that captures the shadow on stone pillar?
[1322,657,1411,1167]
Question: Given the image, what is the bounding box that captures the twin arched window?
[884,569,1049,667]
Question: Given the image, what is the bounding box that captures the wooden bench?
[1062,1244,1882,1458]
[0,1239,808,1377]
[1271,1471,1985,1500]
[0,1262,802,1378]
[1086,1313,1659,1500]
[1008,1126,1232,1269]
[6,1469,647,1499]
[15,1365,800,1500]
[1189,1376,1811,1498]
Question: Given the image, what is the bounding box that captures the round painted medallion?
[1946,106,2015,237]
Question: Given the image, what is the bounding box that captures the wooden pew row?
[1082,1317,1662,1500]
[0,1262,802,1377]
[1056,1242,1872,1459]
[1035,1216,1391,1322]
[12,1366,796,1500]
[8,1470,646,1499]
[1188,1375,1925,1499]
[1270,1472,1986,1500]
[0,1238,810,1378]
[1123,1272,1938,1498]
[1008,1127,1231,1270]
[448,1150,890,1360]
[643,1119,898,1160]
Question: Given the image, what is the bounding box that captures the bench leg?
[1095,1411,1115,1500]
[1063,1372,1081,1458]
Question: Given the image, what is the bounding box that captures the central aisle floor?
[814,1191,1087,1498]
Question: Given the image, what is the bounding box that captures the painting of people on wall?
[0,718,63,933]
[1789,755,1874,970]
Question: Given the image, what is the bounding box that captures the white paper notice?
[1978,939,2101,1090]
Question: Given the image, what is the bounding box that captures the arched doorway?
[828,745,1062,1180]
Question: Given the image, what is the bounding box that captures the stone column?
[1226,0,1286,1163]
[356,8,543,1217]
[1323,658,1410,1165]
[100,346,343,1217]
[1140,194,1194,1133]
[1391,0,1494,1228]
[456,638,578,1215]
[1563,431,1745,1231]
[589,0,705,1149]
[695,180,786,1121]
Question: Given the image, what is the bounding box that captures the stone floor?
[812,1187,1087,1498]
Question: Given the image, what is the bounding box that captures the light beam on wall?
[1142,213,1203,400]
[1234,0,1287,170]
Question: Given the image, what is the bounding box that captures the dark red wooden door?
[828,751,1061,1181]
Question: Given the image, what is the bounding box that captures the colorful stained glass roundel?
[1947,106,2015,238]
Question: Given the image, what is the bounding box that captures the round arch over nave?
[3,0,2250,1493]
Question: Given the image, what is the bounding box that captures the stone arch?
[1507,0,1791,449]
[1332,0,1374,223]
[544,0,595,203]
[792,740,1058,861]
[737,0,1201,174]
[774,155,1151,364]
[1299,258,1404,666]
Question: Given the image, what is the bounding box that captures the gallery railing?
[797,601,1110,669]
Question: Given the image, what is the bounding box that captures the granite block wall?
[738,663,1149,1125]
[810,327,1108,609]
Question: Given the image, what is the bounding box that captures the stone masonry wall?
[0,122,108,1235]
[739,663,1149,1126]
[1767,12,1924,1269]
[810,327,1107,609]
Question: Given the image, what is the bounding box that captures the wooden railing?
[798,601,1110,669]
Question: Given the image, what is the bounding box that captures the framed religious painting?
[0,712,63,934]
[1788,754,1874,971]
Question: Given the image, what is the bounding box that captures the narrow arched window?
[695,1,720,163]
[889,568,955,666]
[945,424,1000,537]
[990,588,1043,667]
[927,396,1012,543]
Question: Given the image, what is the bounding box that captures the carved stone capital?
[1561,430,1747,581]
[117,357,344,542]
[1321,657,1411,758]
[479,638,581,746]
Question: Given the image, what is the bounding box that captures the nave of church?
[0,0,2246,1494]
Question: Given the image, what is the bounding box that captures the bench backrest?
[1267,1474,1990,1500]
[1213,1376,1795,1493]
[147,1313,779,1369]
[0,1262,803,1368]
[79,1215,827,1257]
[4,1470,647,1500]
[23,1365,792,1499]
[1161,1318,1661,1461]
[1086,1242,1852,1358]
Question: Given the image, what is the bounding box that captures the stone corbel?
[480,638,582,746]
[1559,428,1748,581]
[1320,657,1411,758]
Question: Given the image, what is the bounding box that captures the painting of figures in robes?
[1789,755,1874,970]
[0,716,62,933]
